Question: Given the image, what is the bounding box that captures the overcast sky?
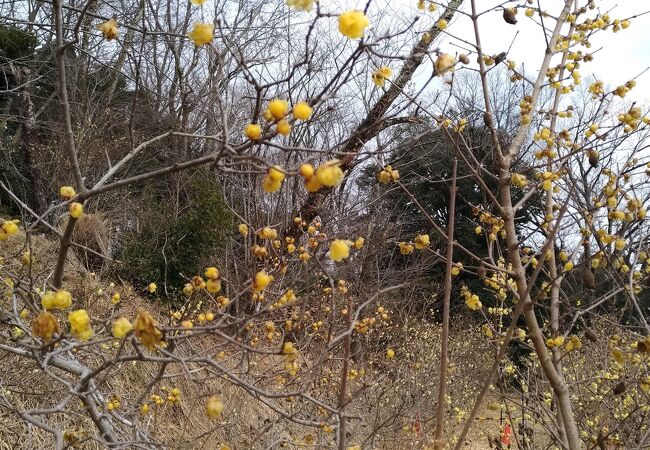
[382,0,650,102]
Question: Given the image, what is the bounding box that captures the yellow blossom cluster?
[97,18,118,40]
[252,270,273,292]
[68,309,93,341]
[535,171,560,192]
[204,266,222,293]
[41,289,73,310]
[338,10,369,39]
[112,317,133,338]
[564,335,582,351]
[263,166,286,193]
[188,23,214,46]
[329,239,351,262]
[107,397,120,411]
[511,173,528,188]
[0,219,19,241]
[617,105,645,133]
[283,341,300,376]
[435,53,455,75]
[299,159,344,193]
[270,289,296,309]
[613,80,636,99]
[372,67,392,87]
[461,286,481,310]
[546,335,565,347]
[377,165,399,184]
[206,395,224,419]
[474,209,506,241]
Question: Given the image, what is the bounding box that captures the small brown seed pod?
[582,267,596,290]
[584,328,598,342]
[503,8,518,25]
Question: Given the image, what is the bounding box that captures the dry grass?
[2,230,646,449]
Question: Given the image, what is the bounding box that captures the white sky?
[382,0,650,102]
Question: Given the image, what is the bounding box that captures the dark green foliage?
[0,25,37,62]
[359,123,543,312]
[116,171,233,296]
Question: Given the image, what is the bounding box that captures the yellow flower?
[511,173,528,188]
[1,219,19,235]
[414,234,429,249]
[292,101,313,121]
[546,336,565,347]
[97,18,118,40]
[338,10,369,39]
[68,309,92,340]
[354,237,365,249]
[465,294,482,310]
[112,317,133,338]
[148,283,157,294]
[481,324,493,338]
[437,19,448,29]
[206,395,224,419]
[276,119,291,136]
[615,238,626,251]
[252,270,272,292]
[41,289,73,310]
[238,223,248,236]
[386,348,395,359]
[316,160,344,187]
[564,335,582,351]
[268,99,289,120]
[286,0,313,11]
[263,166,286,193]
[304,175,321,192]
[283,341,298,358]
[206,278,221,293]
[377,165,399,183]
[32,312,60,342]
[611,347,624,364]
[564,261,574,272]
[258,227,278,240]
[191,0,206,5]
[435,53,455,75]
[69,202,83,219]
[299,163,314,178]
[59,185,76,200]
[372,66,392,86]
[21,251,33,266]
[111,293,121,304]
[399,242,414,255]
[187,23,214,46]
[205,267,220,279]
[245,123,262,140]
[134,309,163,350]
[329,239,350,262]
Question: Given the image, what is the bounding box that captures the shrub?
[116,171,232,296]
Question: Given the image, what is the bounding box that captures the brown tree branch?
[433,157,457,449]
